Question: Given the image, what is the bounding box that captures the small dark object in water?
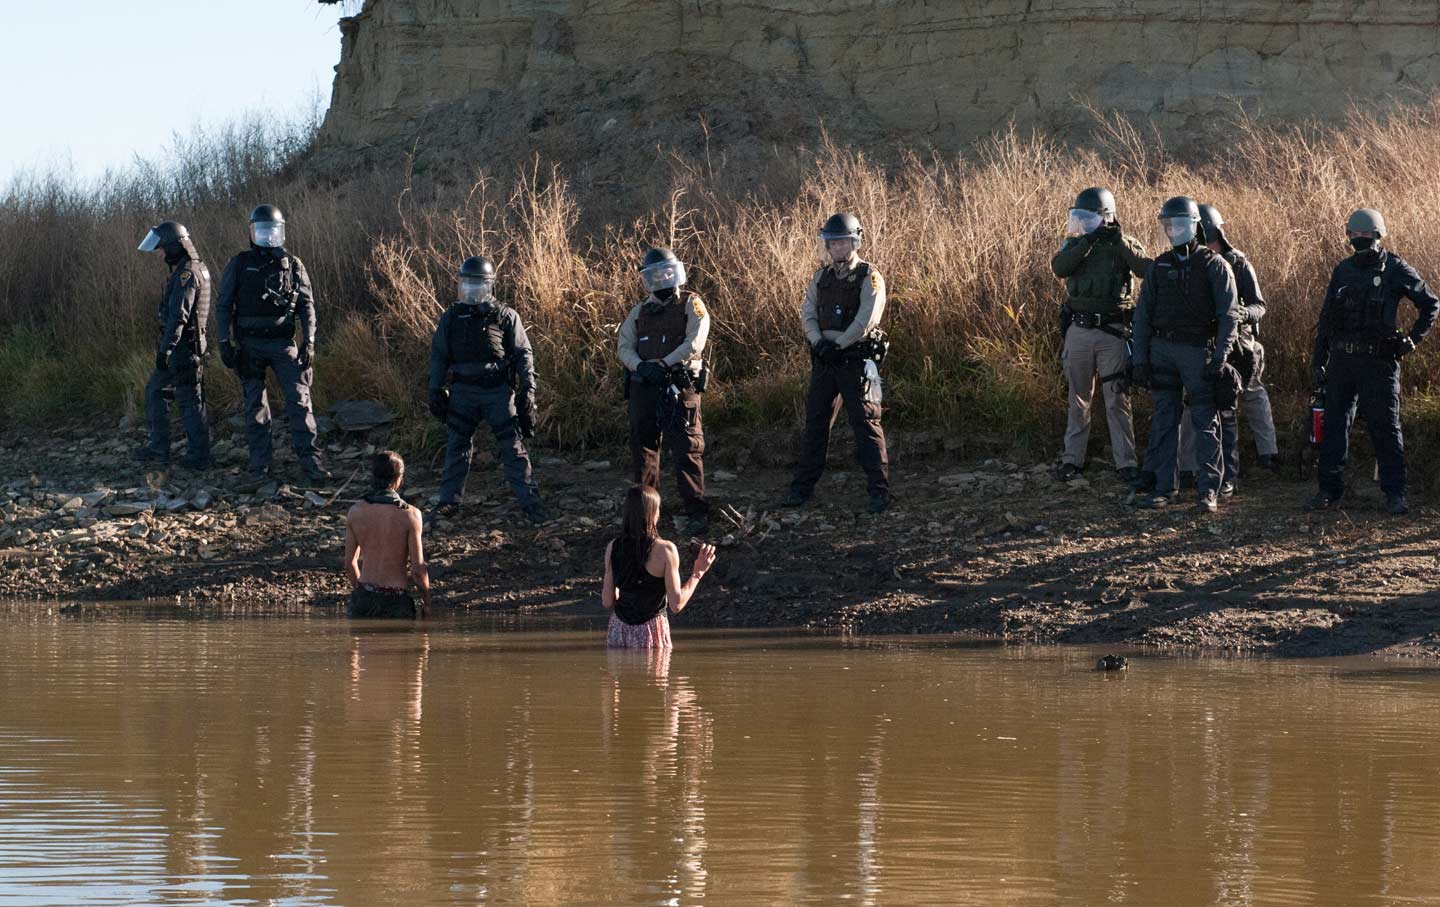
[1096,654,1128,672]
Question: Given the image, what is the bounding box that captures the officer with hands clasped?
[617,247,712,535]
[1307,208,1439,515]
[134,220,212,469]
[215,204,333,483]
[1130,196,1240,513]
[428,255,546,523]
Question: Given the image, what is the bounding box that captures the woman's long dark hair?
[617,484,661,569]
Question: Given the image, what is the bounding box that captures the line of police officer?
[1054,189,1438,515]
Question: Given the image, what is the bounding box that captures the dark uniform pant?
[238,337,320,472]
[143,357,209,463]
[628,378,707,516]
[1319,351,1405,498]
[439,383,539,506]
[1143,338,1222,497]
[790,358,889,499]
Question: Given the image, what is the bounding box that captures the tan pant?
[1061,325,1136,469]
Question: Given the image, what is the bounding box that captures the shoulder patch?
[690,297,708,319]
[179,270,192,283]
[870,271,883,291]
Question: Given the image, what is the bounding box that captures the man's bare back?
[345,500,422,590]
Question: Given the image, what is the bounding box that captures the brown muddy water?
[1,610,1439,905]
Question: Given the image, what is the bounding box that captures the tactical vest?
[447,302,507,365]
[234,250,299,335]
[1066,239,1132,316]
[1225,249,1259,342]
[635,292,694,361]
[1150,247,1220,338]
[1328,251,1395,340]
[816,262,871,332]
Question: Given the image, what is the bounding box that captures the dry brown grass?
[9,101,1440,483]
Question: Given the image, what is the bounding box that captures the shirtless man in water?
[344,451,431,618]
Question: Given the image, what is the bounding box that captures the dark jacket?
[1051,230,1150,316]
[155,241,211,360]
[1312,248,1439,368]
[215,246,316,347]
[1132,243,1239,366]
[428,299,535,395]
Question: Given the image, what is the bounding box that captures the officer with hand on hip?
[1307,208,1438,515]
[215,204,332,483]
[134,221,212,469]
[428,256,545,523]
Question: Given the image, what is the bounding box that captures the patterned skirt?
[606,611,673,649]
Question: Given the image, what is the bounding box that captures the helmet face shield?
[819,236,860,261]
[641,259,687,293]
[1160,215,1197,246]
[251,221,286,248]
[137,229,163,252]
[459,276,495,302]
[1067,208,1104,236]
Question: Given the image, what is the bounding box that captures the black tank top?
[611,537,668,626]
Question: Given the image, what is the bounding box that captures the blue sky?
[2,1,344,183]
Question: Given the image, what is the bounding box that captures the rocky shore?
[3,421,1438,658]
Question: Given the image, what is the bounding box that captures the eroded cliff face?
[319,0,1440,163]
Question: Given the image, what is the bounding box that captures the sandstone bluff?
[318,0,1440,160]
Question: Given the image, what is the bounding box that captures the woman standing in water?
[602,485,717,648]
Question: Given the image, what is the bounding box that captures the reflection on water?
[1,617,1440,905]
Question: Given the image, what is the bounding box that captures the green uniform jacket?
[1051,231,1151,317]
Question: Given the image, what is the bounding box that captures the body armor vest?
[160,258,212,355]
[1066,240,1132,315]
[635,292,694,361]
[816,262,871,332]
[447,303,506,365]
[1150,247,1219,337]
[234,250,298,333]
[1329,251,1395,340]
[1225,250,1259,342]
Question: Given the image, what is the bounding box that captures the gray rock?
[191,489,213,510]
[105,502,153,517]
[304,491,329,508]
[329,399,397,433]
[59,496,84,512]
[581,460,611,471]
[79,490,114,507]
[126,522,150,539]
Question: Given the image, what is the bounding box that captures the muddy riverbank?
[2,425,1438,657]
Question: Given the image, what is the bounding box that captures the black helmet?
[1158,196,1200,221]
[1072,187,1116,219]
[249,204,285,224]
[639,247,687,293]
[1158,196,1203,245]
[459,256,496,280]
[1198,204,1230,249]
[137,221,189,252]
[819,212,863,241]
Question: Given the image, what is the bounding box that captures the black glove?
[516,397,537,439]
[1203,358,1224,382]
[297,343,313,370]
[428,388,449,420]
[813,338,841,365]
[1393,336,1417,359]
[1093,222,1120,240]
[637,361,670,386]
[1311,363,1327,390]
[220,341,238,370]
[1131,363,1153,389]
[155,350,169,372]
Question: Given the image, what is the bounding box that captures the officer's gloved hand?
[1092,222,1120,240]
[813,339,841,365]
[1311,364,1327,390]
[1393,336,1417,359]
[1131,363,1153,389]
[296,343,313,370]
[155,351,169,372]
[1203,359,1225,382]
[428,388,449,421]
[219,341,238,370]
[516,398,537,439]
[637,361,670,386]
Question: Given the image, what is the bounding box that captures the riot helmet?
[1197,204,1230,250]
[1346,208,1386,251]
[249,204,286,249]
[1067,187,1115,235]
[639,247,687,294]
[458,255,496,303]
[1157,196,1201,247]
[819,212,863,261]
[137,220,190,253]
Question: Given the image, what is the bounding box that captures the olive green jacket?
[1051,231,1151,316]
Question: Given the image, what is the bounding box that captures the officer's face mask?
[459,277,494,303]
[822,237,859,263]
[1066,209,1104,236]
[641,260,687,294]
[1160,215,1197,246]
[251,221,286,248]
[1348,233,1378,252]
[137,229,164,253]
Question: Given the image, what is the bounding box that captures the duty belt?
[452,369,511,388]
[1332,339,1388,356]
[1069,311,1124,329]
[1153,327,1215,349]
[241,325,294,340]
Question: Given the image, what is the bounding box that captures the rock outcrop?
[318,0,1440,162]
